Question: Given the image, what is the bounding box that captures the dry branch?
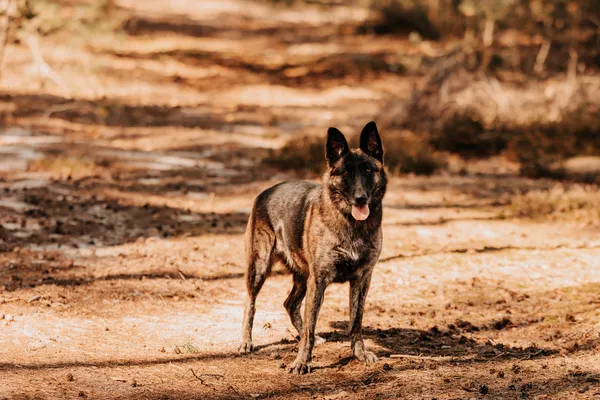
[534,39,551,75]
[0,0,12,83]
[389,354,468,361]
[26,35,71,96]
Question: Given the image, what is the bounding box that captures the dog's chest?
[331,238,371,282]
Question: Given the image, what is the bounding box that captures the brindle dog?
[239,121,387,374]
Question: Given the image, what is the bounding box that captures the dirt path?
[1,1,600,399]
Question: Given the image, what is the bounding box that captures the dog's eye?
[342,171,349,176]
[366,168,374,174]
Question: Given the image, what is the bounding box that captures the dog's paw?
[356,350,378,363]
[288,360,312,375]
[314,335,326,346]
[238,341,254,354]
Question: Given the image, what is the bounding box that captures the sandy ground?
[1,1,600,399]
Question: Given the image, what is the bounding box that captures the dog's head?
[323,121,387,221]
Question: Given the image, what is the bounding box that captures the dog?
[239,121,387,374]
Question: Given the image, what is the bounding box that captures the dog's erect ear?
[326,127,349,166]
[359,121,383,162]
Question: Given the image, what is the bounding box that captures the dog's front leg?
[349,269,378,363]
[288,276,326,375]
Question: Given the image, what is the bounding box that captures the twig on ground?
[482,18,494,47]
[486,336,498,346]
[357,371,378,388]
[389,354,461,361]
[519,349,544,360]
[534,39,551,75]
[177,269,187,281]
[42,102,86,119]
[189,368,212,388]
[567,48,578,82]
[26,35,71,96]
[1,297,21,303]
[489,352,508,360]
[380,243,600,264]
[188,369,239,394]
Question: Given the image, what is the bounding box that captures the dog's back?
[247,180,320,274]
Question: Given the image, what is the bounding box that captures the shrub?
[262,129,445,177]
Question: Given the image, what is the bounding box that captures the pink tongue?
[351,204,370,221]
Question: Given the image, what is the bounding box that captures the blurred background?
[1,1,600,399]
[1,0,599,180]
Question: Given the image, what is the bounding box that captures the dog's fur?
[239,121,387,374]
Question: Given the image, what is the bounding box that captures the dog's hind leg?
[239,220,275,354]
[284,273,306,336]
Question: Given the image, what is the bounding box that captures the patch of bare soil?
[1,1,599,399]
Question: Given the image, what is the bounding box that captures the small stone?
[579,386,590,394]
[28,295,41,303]
[66,373,74,382]
[129,379,137,387]
[382,363,392,371]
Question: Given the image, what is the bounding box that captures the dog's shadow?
[254,320,556,370]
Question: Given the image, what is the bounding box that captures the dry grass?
[509,184,600,225]
[28,155,110,180]
[365,0,600,42]
[173,342,201,354]
[262,130,446,176]
[262,135,326,176]
[383,71,600,176]
[267,75,600,179]
[383,130,446,175]
[373,0,600,175]
[11,0,121,45]
[362,0,443,39]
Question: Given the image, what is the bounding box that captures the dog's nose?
[354,195,368,206]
